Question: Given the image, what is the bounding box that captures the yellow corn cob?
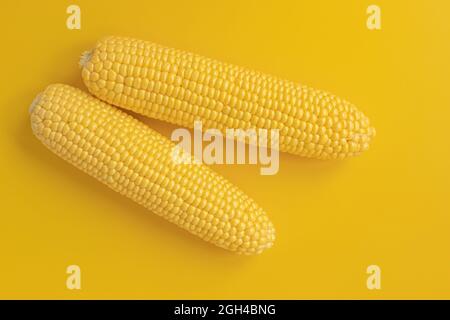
[29,84,275,254]
[81,36,375,159]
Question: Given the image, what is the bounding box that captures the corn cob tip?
[29,92,42,115]
[344,122,376,156]
[79,50,92,68]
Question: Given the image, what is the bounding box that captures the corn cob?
[81,36,375,159]
[29,84,275,254]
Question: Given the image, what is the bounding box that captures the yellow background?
[1,0,449,299]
